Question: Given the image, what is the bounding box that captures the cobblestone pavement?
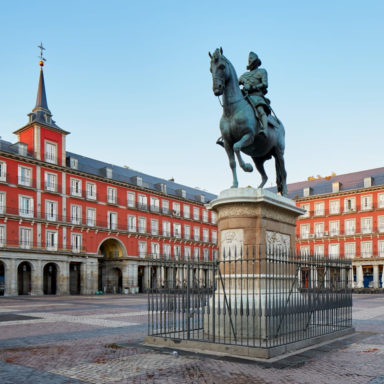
[0,294,383,383]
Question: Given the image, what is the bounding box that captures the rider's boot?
[259,111,268,137]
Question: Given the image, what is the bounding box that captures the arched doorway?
[98,238,126,293]
[0,261,5,296]
[43,263,57,295]
[70,262,81,295]
[18,262,32,295]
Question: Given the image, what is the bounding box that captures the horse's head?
[209,47,229,96]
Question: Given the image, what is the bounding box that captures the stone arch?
[17,261,33,295]
[43,262,59,295]
[97,237,128,259]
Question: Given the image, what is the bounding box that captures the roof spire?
[33,43,50,113]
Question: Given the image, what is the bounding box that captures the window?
[46,200,58,221]
[329,200,340,214]
[71,233,82,253]
[18,166,32,187]
[314,222,324,237]
[314,244,324,257]
[300,224,310,239]
[345,219,355,235]
[138,194,147,210]
[71,205,82,225]
[0,161,6,181]
[361,217,372,234]
[107,187,117,204]
[345,243,356,259]
[151,219,159,235]
[70,178,82,197]
[329,221,339,236]
[86,208,96,227]
[173,223,181,238]
[20,227,32,249]
[19,195,33,217]
[151,242,160,258]
[69,157,78,169]
[173,202,180,216]
[162,221,171,237]
[300,246,310,256]
[378,194,384,208]
[0,225,5,247]
[211,212,217,224]
[329,243,339,259]
[314,202,324,216]
[184,225,190,240]
[361,195,372,211]
[378,216,384,232]
[138,217,146,233]
[361,241,372,258]
[183,204,190,218]
[193,207,200,221]
[194,247,200,260]
[128,215,136,232]
[301,203,310,217]
[184,246,191,260]
[107,212,117,230]
[45,172,57,192]
[45,142,57,164]
[212,230,217,244]
[46,230,58,251]
[127,192,135,207]
[162,200,169,214]
[203,248,209,261]
[150,197,160,212]
[174,245,181,260]
[194,226,200,241]
[86,182,96,200]
[378,241,384,257]
[138,241,147,258]
[202,210,208,223]
[0,192,5,214]
[163,244,171,259]
[203,228,209,242]
[344,197,355,212]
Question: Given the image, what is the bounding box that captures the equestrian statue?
[209,47,287,196]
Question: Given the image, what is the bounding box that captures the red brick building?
[0,62,218,296]
[286,171,384,288]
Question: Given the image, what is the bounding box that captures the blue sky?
[0,1,383,194]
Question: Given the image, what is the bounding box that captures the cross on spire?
[38,42,46,66]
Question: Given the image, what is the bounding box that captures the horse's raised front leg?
[224,141,238,188]
[233,133,254,172]
[253,157,268,189]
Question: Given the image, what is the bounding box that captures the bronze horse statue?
[209,48,287,196]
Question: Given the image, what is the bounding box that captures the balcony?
[150,205,160,213]
[44,182,58,193]
[18,177,33,188]
[44,153,57,164]
[162,231,171,237]
[70,188,83,198]
[137,203,148,211]
[162,207,170,215]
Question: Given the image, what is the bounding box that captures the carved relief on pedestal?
[221,229,244,259]
[266,230,290,252]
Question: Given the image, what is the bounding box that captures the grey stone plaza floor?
[0,294,383,384]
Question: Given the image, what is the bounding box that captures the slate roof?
[268,167,384,199]
[0,139,217,204]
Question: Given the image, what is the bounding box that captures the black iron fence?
[147,246,352,349]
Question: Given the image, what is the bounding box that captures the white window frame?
[173,202,180,216]
[138,241,147,258]
[193,247,200,260]
[71,233,82,253]
[194,226,200,241]
[183,204,190,219]
[184,246,191,260]
[378,216,384,233]
[314,202,324,216]
[361,241,372,258]
[174,245,181,260]
[300,245,310,256]
[345,242,356,259]
[46,230,58,251]
[138,194,147,210]
[361,217,372,234]
[163,244,171,259]
[138,217,146,234]
[18,165,32,187]
[151,219,159,235]
[378,240,384,257]
[45,172,57,192]
[184,225,190,240]
[211,212,217,224]
[107,211,117,230]
[127,192,135,207]
[329,220,339,236]
[86,182,97,200]
[329,200,340,215]
[128,215,136,232]
[162,200,169,214]
[0,192,5,214]
[86,208,96,227]
[314,244,324,257]
[19,195,34,218]
[173,223,181,238]
[301,203,310,217]
[70,178,82,197]
[344,197,356,212]
[71,204,82,225]
[202,210,208,223]
[345,218,355,235]
[162,221,171,237]
[300,224,310,239]
[314,222,324,237]
[193,207,200,221]
[378,193,384,209]
[20,227,33,249]
[151,242,160,259]
[107,187,117,204]
[45,141,57,164]
[0,161,7,181]
[0,225,6,247]
[45,200,58,221]
[203,228,209,242]
[329,243,340,259]
[150,197,160,212]
[361,195,372,211]
[212,230,217,244]
[203,248,209,261]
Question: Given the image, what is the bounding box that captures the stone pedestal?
[205,187,305,340]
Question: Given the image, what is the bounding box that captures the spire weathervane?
[38,42,46,67]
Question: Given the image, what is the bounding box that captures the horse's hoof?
[258,178,268,188]
[231,184,238,189]
[243,163,253,172]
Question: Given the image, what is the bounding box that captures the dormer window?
[44,114,52,124]
[69,157,78,170]
[45,141,57,164]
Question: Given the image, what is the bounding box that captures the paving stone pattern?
[0,294,383,383]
